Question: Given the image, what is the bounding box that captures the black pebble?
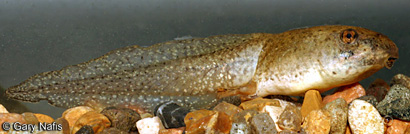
[154,101,191,128]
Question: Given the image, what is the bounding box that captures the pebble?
[322,82,366,105]
[386,119,410,134]
[136,116,164,134]
[377,84,410,121]
[75,125,94,134]
[348,99,384,134]
[366,79,390,101]
[22,112,39,124]
[322,98,348,134]
[158,127,184,134]
[240,97,280,111]
[72,111,111,134]
[62,106,94,128]
[0,113,26,131]
[100,127,129,134]
[100,106,140,132]
[0,104,9,113]
[55,118,70,134]
[230,109,259,134]
[301,90,322,118]
[184,109,215,128]
[262,105,285,131]
[213,101,243,118]
[302,109,331,134]
[250,113,277,134]
[154,102,190,129]
[390,74,410,89]
[278,105,302,131]
[34,114,54,124]
[184,110,231,134]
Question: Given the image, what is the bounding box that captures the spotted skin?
[6,25,398,113]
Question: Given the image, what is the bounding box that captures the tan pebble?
[0,113,26,131]
[55,118,70,134]
[213,101,243,118]
[62,106,94,128]
[386,119,410,134]
[22,112,39,124]
[72,111,111,134]
[322,82,366,105]
[301,109,331,134]
[185,111,231,134]
[136,116,165,134]
[140,113,153,119]
[348,99,384,134]
[301,90,322,118]
[277,105,302,131]
[0,104,9,113]
[34,114,54,123]
[322,98,348,134]
[184,109,216,128]
[158,127,184,134]
[239,97,280,111]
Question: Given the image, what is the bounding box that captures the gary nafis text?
[1,122,62,133]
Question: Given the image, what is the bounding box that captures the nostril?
[385,57,397,69]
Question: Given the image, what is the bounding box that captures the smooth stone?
[100,106,140,132]
[213,101,243,118]
[302,109,331,134]
[136,116,165,134]
[185,111,231,134]
[301,90,322,118]
[0,104,9,113]
[55,118,70,134]
[386,119,410,134]
[230,109,259,134]
[22,112,40,124]
[322,82,366,105]
[278,105,302,131]
[250,113,278,134]
[34,113,54,124]
[322,98,348,134]
[348,100,384,134]
[357,95,378,107]
[366,79,390,102]
[100,127,129,134]
[72,111,111,134]
[62,106,94,128]
[0,113,26,131]
[154,102,190,129]
[377,84,410,121]
[75,125,94,134]
[391,74,410,89]
[240,98,280,111]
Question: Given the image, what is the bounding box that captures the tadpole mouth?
[385,57,397,69]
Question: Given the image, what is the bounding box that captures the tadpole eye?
[341,29,358,44]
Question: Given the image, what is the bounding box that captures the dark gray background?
[1,0,409,118]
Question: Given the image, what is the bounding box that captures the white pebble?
[348,100,384,134]
[136,116,165,134]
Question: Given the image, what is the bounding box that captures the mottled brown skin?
[6,25,398,113]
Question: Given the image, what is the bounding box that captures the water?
[0,0,409,118]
